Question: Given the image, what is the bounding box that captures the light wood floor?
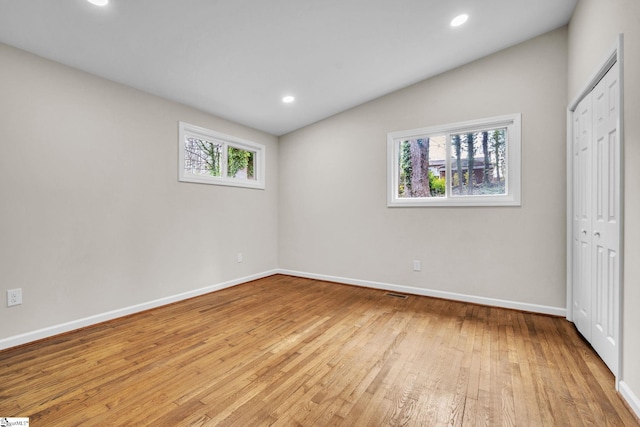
[1,275,637,426]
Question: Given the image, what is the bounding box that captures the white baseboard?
[277,269,567,317]
[0,268,568,352]
[0,270,279,351]
[619,381,640,420]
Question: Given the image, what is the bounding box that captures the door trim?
[566,34,624,385]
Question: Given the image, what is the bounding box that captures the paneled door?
[572,91,593,342]
[590,61,620,374]
[571,61,620,375]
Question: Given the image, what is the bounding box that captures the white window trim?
[178,121,266,189]
[387,113,521,207]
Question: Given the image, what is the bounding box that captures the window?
[388,114,521,207]
[179,122,265,189]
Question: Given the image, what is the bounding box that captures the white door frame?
[566,34,624,385]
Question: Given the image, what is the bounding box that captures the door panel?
[590,62,619,374]
[572,93,592,340]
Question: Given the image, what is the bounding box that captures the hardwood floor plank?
[0,275,637,426]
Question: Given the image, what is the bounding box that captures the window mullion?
[221,142,229,178]
[445,134,452,199]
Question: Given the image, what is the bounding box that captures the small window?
[388,114,521,207]
[179,122,265,189]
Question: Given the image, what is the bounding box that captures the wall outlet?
[237,253,243,263]
[413,260,421,272]
[7,288,22,307]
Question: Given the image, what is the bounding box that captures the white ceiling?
[0,0,577,136]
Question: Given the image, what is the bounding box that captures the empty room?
[1,0,639,425]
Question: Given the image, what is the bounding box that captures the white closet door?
[590,62,620,374]
[571,61,620,375]
[572,92,593,341]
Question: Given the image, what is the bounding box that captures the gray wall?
[0,43,279,341]
[568,0,640,411]
[279,28,568,311]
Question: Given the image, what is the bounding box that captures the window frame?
[178,121,266,189]
[387,114,521,207]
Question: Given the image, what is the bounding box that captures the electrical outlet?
[7,288,22,307]
[237,253,243,263]
[413,260,421,272]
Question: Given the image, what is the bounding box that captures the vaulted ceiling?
[0,0,577,135]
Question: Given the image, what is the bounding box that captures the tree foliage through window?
[397,130,507,198]
[184,137,222,177]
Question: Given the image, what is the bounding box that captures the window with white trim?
[387,114,521,207]
[179,122,265,189]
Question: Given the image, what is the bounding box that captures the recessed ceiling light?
[450,14,469,27]
[87,0,109,6]
[282,95,295,103]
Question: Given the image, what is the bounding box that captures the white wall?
[279,28,568,312]
[568,0,640,414]
[0,43,279,343]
